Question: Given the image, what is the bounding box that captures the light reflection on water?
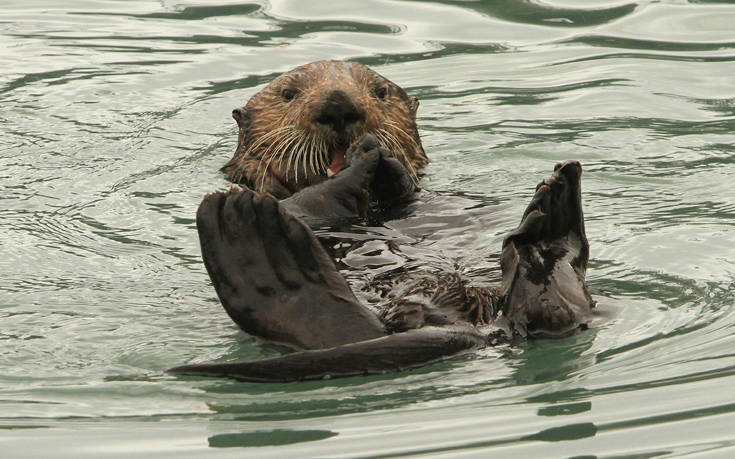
[1,0,735,457]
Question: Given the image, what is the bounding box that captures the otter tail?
[167,327,483,382]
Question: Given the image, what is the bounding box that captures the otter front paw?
[344,133,417,210]
[280,134,381,224]
[344,133,382,169]
[373,148,418,205]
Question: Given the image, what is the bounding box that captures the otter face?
[222,60,427,197]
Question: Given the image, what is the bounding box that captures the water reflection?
[521,422,597,442]
[208,429,337,448]
[537,401,592,417]
[413,0,638,28]
[510,331,598,386]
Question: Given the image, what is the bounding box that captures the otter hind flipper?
[167,326,484,382]
[195,187,386,350]
[500,161,595,338]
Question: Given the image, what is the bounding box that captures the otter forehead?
[277,60,380,88]
[247,60,406,106]
[298,60,373,79]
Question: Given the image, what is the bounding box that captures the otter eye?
[375,86,388,100]
[282,89,295,101]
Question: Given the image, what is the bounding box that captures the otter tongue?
[327,145,346,177]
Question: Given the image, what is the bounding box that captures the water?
[2,0,735,457]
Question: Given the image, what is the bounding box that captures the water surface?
[2,0,735,457]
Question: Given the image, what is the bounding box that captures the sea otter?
[167,61,595,382]
[222,59,426,200]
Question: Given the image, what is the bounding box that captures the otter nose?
[315,90,364,132]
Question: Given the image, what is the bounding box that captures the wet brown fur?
[222,60,427,199]
[365,271,499,333]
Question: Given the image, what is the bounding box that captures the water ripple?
[3,0,735,456]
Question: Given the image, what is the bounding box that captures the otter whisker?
[286,138,300,184]
[384,120,421,151]
[309,136,321,175]
[320,135,329,174]
[383,121,420,152]
[252,139,283,187]
[277,133,301,172]
[384,122,422,163]
[297,140,307,184]
[261,130,301,190]
[385,130,420,182]
[377,128,419,188]
[377,128,402,152]
[317,135,328,174]
[373,130,391,153]
[309,135,320,175]
[249,126,293,161]
[277,131,301,169]
[305,136,315,176]
[255,126,298,190]
[293,143,302,184]
[262,132,291,166]
[248,125,293,158]
[278,130,305,182]
[294,138,308,184]
[302,137,312,183]
[378,128,417,175]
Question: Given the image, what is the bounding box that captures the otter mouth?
[327,142,348,177]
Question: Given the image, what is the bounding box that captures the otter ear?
[232,107,251,129]
[409,96,420,115]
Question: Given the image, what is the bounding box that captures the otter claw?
[345,133,383,168]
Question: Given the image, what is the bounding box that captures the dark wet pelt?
[2,0,735,456]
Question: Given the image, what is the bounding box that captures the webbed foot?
[500,161,594,337]
[196,187,386,349]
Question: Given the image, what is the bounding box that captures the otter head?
[222,60,427,198]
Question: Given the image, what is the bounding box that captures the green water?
[2,0,735,457]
